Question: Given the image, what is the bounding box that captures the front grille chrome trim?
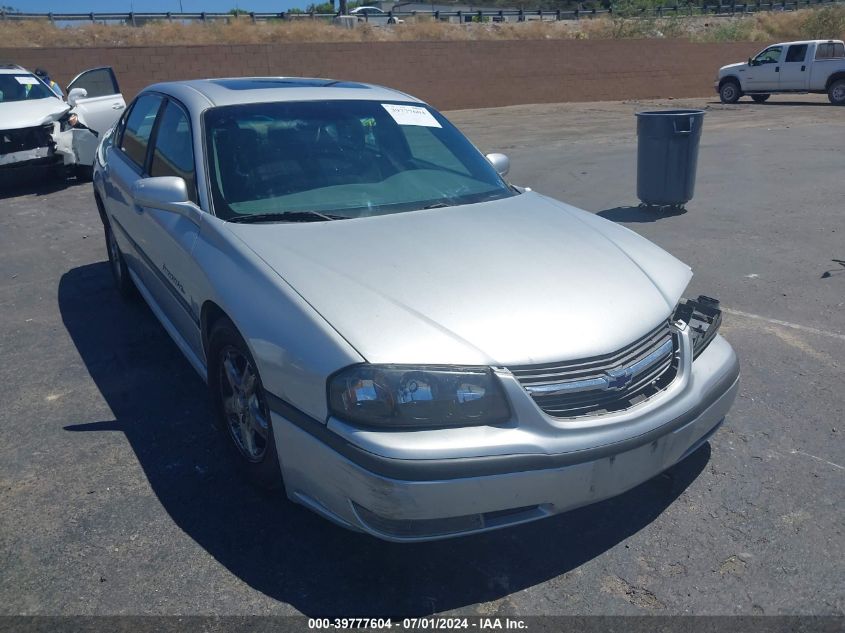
[508,320,679,418]
[524,337,674,397]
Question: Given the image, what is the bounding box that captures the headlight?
[674,295,722,360]
[328,364,511,429]
[59,111,79,131]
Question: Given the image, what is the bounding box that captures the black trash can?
[636,109,705,208]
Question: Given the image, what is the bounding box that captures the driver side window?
[119,93,164,171]
[150,100,198,204]
[67,67,120,99]
[755,47,782,65]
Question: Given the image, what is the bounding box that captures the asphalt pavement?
[1,95,842,617]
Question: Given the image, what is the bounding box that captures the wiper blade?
[228,210,347,224]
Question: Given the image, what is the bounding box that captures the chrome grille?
[508,321,678,418]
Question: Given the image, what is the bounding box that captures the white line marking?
[790,450,844,471]
[723,308,845,342]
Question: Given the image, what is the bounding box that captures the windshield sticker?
[381,104,441,128]
[15,76,40,85]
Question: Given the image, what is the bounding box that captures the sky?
[15,0,306,13]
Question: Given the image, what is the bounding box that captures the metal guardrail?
[1,0,843,25]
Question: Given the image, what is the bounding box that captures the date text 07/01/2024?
[307,617,529,630]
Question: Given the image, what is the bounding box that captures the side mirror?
[131,177,200,223]
[67,87,87,107]
[486,152,510,177]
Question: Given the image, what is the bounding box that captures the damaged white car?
[0,65,125,180]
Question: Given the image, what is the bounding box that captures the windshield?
[0,74,56,103]
[204,100,514,221]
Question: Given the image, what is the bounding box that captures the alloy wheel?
[218,346,270,463]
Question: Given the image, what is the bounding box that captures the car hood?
[226,192,692,366]
[719,61,747,74]
[0,97,68,130]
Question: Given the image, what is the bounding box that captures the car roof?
[0,64,31,74]
[146,77,422,109]
[771,39,844,46]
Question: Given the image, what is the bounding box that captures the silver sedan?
[92,77,739,542]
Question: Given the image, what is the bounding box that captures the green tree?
[305,1,335,11]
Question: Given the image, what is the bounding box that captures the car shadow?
[59,261,711,618]
[598,205,687,223]
[0,167,82,200]
[705,100,833,107]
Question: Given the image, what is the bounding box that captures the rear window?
[785,44,808,63]
[816,42,845,59]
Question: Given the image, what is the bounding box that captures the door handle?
[801,65,806,71]
[775,66,779,72]
[112,103,125,109]
[133,203,144,214]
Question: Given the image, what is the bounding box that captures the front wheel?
[829,79,845,105]
[75,163,94,181]
[209,318,283,490]
[751,94,770,103]
[105,223,135,299]
[719,80,741,104]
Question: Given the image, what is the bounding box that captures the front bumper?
[0,146,58,168]
[0,124,94,170]
[1,123,58,168]
[271,332,739,542]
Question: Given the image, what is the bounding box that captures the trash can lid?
[636,109,706,117]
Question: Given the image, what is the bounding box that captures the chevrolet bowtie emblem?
[605,367,635,391]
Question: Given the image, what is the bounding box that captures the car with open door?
[60,66,126,178]
[0,64,124,183]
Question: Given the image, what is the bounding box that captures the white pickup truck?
[716,39,845,105]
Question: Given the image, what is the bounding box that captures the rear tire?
[208,318,283,490]
[828,79,845,105]
[719,80,741,104]
[751,94,770,103]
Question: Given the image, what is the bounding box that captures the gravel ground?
[0,95,842,617]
